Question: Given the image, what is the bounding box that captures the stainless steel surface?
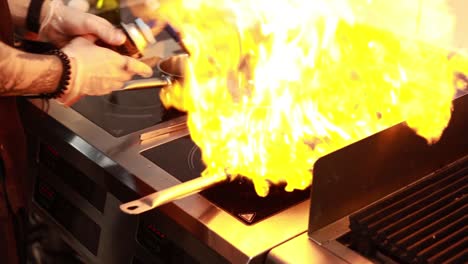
[22,35,310,263]
[122,54,188,90]
[304,93,468,263]
[308,217,374,263]
[122,76,171,90]
[120,173,229,214]
[139,122,187,141]
[309,92,468,234]
[30,185,138,264]
[266,233,363,264]
[157,53,188,78]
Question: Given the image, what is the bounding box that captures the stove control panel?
[136,219,195,263]
[29,139,112,262]
[134,211,228,264]
[34,169,101,255]
[38,143,107,212]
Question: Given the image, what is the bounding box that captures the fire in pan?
[119,52,468,215]
[120,54,286,215]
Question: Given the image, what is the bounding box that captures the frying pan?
[119,53,229,215]
[119,52,255,215]
[121,54,189,90]
[120,167,280,214]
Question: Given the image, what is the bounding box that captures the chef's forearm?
[0,41,61,96]
[7,0,52,29]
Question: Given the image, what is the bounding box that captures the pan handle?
[121,76,172,90]
[120,173,228,215]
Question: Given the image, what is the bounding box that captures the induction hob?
[71,89,184,137]
[141,135,311,225]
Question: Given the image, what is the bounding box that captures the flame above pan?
[152,0,467,196]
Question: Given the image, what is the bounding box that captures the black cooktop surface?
[71,89,185,137]
[70,27,187,138]
[141,135,310,225]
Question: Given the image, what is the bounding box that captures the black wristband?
[26,0,45,33]
[40,49,71,99]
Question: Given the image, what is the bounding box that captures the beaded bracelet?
[40,49,72,99]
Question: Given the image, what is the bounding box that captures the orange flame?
[155,0,465,196]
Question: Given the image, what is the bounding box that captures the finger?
[122,57,154,78]
[81,14,126,45]
[81,34,98,43]
[69,35,95,46]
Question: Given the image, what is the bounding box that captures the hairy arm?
[7,0,51,29]
[0,41,62,96]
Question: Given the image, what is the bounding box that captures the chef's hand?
[39,0,125,48]
[58,36,153,105]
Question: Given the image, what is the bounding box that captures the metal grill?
[349,156,468,264]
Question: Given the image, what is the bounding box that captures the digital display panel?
[136,219,198,264]
[39,143,106,212]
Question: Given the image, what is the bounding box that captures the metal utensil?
[139,122,187,142]
[120,173,229,214]
[122,54,189,90]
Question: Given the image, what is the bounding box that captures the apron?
[0,0,28,263]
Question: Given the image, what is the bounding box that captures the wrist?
[39,49,72,100]
[56,52,81,106]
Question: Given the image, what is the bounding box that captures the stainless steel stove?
[19,66,468,264]
[18,31,315,264]
[17,9,468,263]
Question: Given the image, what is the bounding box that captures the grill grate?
[349,157,468,264]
